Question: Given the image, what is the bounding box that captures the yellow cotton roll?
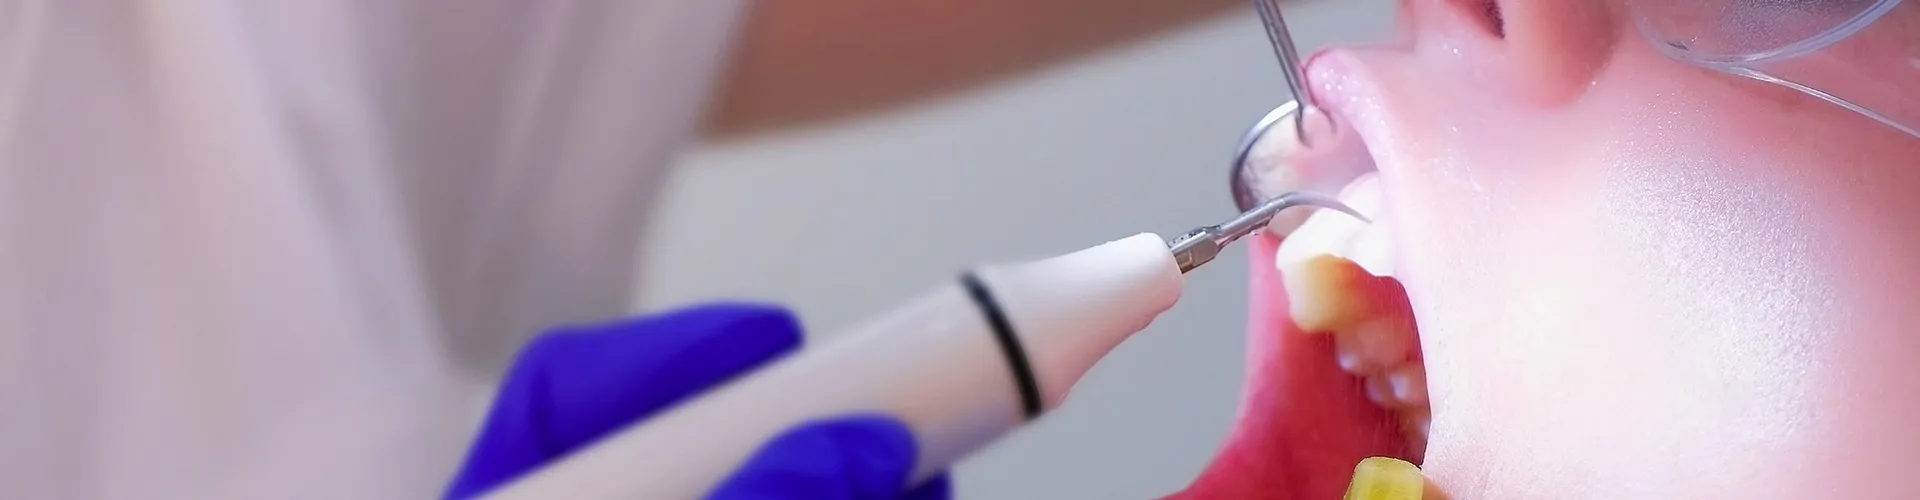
[1344,457,1425,500]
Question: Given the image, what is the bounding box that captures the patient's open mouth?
[1169,177,1423,500]
[1251,100,1428,456]
[1277,174,1426,455]
[1169,45,1431,500]
[1273,43,1434,459]
[1244,45,1426,452]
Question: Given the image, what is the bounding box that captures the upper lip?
[1298,42,1397,135]
[1298,47,1374,157]
[1301,49,1340,112]
[1297,40,1411,175]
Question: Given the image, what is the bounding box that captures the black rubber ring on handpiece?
[959,272,1044,420]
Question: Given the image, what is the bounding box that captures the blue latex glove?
[443,302,952,500]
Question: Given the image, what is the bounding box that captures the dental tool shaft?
[476,192,1358,499]
[1171,191,1365,273]
[1253,0,1309,98]
[1252,0,1313,137]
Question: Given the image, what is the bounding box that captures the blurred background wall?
[636,3,1391,498]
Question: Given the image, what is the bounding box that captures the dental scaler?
[483,192,1363,500]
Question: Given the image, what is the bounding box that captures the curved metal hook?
[1171,190,1367,273]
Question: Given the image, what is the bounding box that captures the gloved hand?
[442,302,952,500]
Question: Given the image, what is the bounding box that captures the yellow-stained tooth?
[1281,254,1374,333]
[1345,457,1425,500]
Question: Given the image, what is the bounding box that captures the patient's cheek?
[1302,10,1920,493]
[1777,133,1920,497]
[1382,79,1920,495]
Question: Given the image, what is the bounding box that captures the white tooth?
[1275,173,1393,277]
[1365,375,1398,407]
[1346,219,1393,277]
[1337,349,1367,374]
[1341,176,1394,277]
[1388,364,1427,406]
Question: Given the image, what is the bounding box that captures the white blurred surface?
[637,4,1391,498]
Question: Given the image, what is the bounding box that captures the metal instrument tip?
[1253,191,1370,227]
[1169,190,1368,273]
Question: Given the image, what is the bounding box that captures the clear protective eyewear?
[1633,0,1919,139]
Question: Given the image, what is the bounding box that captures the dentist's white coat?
[0,1,744,498]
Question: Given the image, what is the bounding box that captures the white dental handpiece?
[482,193,1358,500]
